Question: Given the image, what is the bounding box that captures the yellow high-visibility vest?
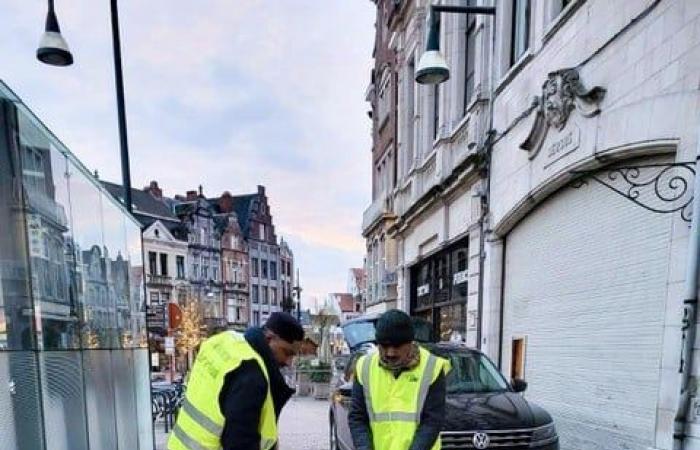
[356,346,450,450]
[168,331,278,450]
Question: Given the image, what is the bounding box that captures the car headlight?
[531,422,557,443]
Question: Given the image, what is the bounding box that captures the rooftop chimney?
[144,180,162,199]
[186,190,197,201]
[219,191,233,212]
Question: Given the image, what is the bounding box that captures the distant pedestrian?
[349,309,450,450]
[168,312,304,450]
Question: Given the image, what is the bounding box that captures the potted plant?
[310,361,332,399]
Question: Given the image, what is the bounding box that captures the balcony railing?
[362,194,395,234]
[147,274,173,286]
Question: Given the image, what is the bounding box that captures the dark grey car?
[328,315,559,450]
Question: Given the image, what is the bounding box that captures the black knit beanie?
[375,309,415,346]
[264,312,304,343]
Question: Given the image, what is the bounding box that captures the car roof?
[351,341,483,357]
[341,313,382,326]
[422,342,483,357]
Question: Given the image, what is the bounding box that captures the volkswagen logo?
[472,432,490,449]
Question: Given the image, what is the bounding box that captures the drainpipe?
[476,0,497,351]
[674,124,700,449]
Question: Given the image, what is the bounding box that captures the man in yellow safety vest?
[168,312,304,450]
[349,309,450,450]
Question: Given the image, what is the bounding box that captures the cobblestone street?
[155,396,330,450]
[278,397,330,450]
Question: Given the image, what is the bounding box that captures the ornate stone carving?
[520,68,606,158]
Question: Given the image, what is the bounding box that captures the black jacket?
[348,362,446,450]
[217,328,295,450]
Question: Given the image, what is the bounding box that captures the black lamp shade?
[37,1,74,66]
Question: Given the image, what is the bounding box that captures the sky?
[0,1,375,306]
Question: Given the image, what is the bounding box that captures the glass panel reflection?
[101,193,128,348]
[17,109,81,350]
[126,220,147,348]
[0,99,35,351]
[67,160,113,349]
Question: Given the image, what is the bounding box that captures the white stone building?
[364,0,491,344]
[364,0,700,449]
[142,221,189,308]
[483,1,700,449]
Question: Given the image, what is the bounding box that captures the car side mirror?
[512,378,527,393]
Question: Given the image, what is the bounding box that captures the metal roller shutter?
[504,166,673,450]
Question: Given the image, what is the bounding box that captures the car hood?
[444,391,552,431]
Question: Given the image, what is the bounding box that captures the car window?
[446,352,509,393]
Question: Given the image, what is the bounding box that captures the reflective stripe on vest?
[172,424,208,450]
[358,347,448,450]
[180,398,223,436]
[167,331,278,450]
[360,351,438,423]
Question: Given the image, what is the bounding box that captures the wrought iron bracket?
[570,161,696,222]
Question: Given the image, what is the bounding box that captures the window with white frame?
[510,0,531,66]
[227,298,236,323]
[176,256,185,279]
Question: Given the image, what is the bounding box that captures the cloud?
[0,1,374,299]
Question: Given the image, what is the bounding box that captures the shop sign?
[164,337,175,355]
[453,270,469,285]
[417,284,430,296]
[146,304,166,330]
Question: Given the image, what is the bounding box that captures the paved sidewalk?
[154,396,330,450]
[278,396,330,450]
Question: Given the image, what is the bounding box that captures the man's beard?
[379,343,420,371]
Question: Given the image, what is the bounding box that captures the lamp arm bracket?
[570,161,697,222]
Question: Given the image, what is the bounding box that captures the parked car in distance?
[329,314,559,450]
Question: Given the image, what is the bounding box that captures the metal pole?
[109,0,133,213]
[674,122,700,450]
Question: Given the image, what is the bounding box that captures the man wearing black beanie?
[169,312,304,450]
[348,309,449,450]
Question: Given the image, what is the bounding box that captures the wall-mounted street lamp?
[415,3,496,85]
[36,0,134,213]
[37,0,73,66]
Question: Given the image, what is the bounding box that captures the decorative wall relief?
[520,68,606,160]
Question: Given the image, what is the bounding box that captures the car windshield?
[445,352,509,393]
[343,317,435,349]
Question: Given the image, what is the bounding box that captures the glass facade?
[0,81,152,449]
[410,237,469,342]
